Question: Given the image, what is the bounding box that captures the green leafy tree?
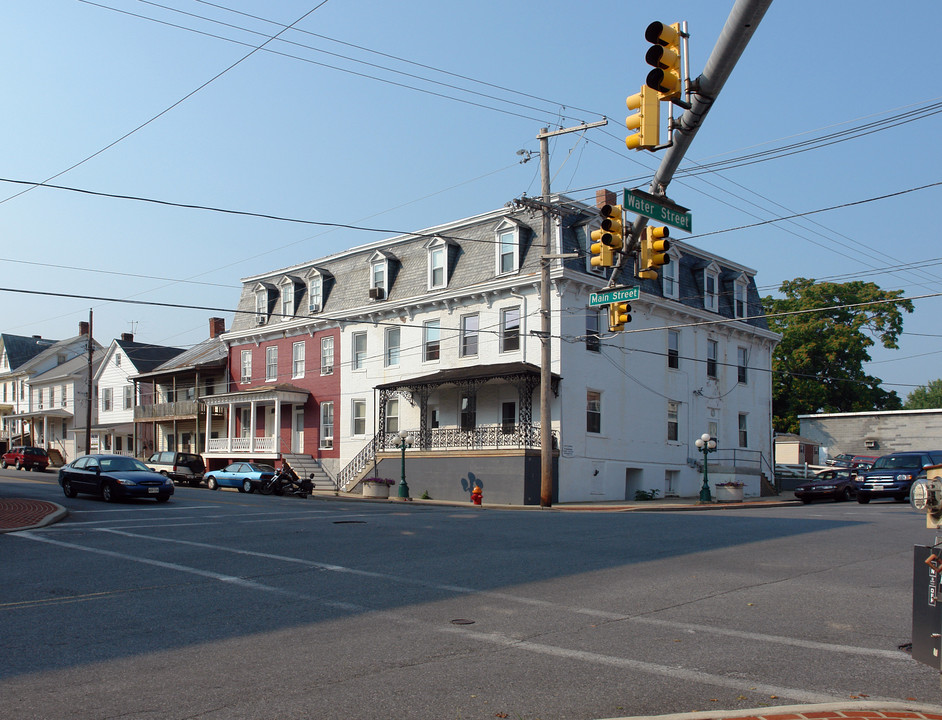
[904,379,942,409]
[762,278,912,434]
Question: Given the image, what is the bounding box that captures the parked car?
[794,468,856,503]
[855,451,942,503]
[59,454,174,502]
[146,451,205,485]
[1,446,50,472]
[825,453,856,467]
[203,462,276,493]
[848,455,878,478]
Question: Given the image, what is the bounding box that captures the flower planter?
[362,482,391,499]
[715,485,744,503]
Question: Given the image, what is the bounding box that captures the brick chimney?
[209,317,226,338]
[121,333,134,342]
[596,188,617,208]
[79,321,89,336]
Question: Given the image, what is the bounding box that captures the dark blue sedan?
[59,454,174,503]
[204,462,276,493]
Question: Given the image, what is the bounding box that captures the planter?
[362,482,391,499]
[715,485,744,503]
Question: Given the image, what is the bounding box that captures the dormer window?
[255,288,267,324]
[662,249,680,299]
[734,276,749,319]
[495,220,521,275]
[368,251,394,300]
[280,282,295,320]
[425,237,453,290]
[305,267,331,313]
[703,263,720,313]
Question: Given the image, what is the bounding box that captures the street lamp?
[393,429,413,499]
[694,432,717,503]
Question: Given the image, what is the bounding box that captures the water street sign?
[589,286,640,307]
[624,188,693,233]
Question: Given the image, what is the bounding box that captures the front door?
[292,407,304,453]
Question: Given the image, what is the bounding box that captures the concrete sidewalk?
[600,702,942,720]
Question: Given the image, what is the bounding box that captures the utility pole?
[85,309,93,456]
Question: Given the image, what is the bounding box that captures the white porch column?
[205,402,212,450]
[274,397,282,456]
[250,400,257,453]
[227,400,236,452]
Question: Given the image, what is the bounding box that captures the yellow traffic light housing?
[626,86,660,151]
[609,301,631,332]
[590,205,624,267]
[644,21,683,101]
[639,225,671,279]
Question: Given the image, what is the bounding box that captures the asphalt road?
[1,467,940,719]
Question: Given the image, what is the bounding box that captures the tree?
[762,278,912,434]
[905,379,942,409]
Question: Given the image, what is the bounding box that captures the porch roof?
[376,361,560,392]
[200,383,309,406]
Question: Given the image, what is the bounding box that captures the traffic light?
[644,21,683,101]
[590,204,624,268]
[638,225,670,279]
[625,85,659,150]
[609,301,631,332]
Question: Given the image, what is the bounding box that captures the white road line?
[9,529,902,704]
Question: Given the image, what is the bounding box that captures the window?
[423,320,440,362]
[385,327,400,367]
[737,346,748,384]
[266,346,278,382]
[241,350,252,384]
[667,330,679,369]
[667,401,679,442]
[308,275,323,312]
[738,413,748,448]
[386,398,399,434]
[707,339,718,379]
[734,280,748,319]
[255,288,267,323]
[123,385,133,410]
[101,387,112,412]
[49,386,55,407]
[662,256,679,299]
[704,271,718,312]
[497,228,517,274]
[321,336,334,375]
[586,391,601,434]
[352,399,366,436]
[240,408,251,437]
[352,332,367,371]
[428,244,446,289]
[281,282,295,319]
[60,385,67,407]
[114,353,121,367]
[292,341,305,379]
[501,401,516,434]
[320,402,334,449]
[585,309,600,353]
[500,307,520,353]
[459,394,475,431]
[460,314,479,357]
[371,261,386,294]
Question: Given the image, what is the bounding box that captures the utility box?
[912,545,942,669]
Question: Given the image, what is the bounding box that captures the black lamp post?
[393,429,412,499]
[695,432,717,503]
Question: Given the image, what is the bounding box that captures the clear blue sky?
[1,0,940,399]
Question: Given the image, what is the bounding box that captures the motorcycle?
[259,466,315,498]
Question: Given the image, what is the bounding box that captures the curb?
[599,701,942,720]
[0,498,68,534]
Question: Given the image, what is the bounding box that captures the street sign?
[589,286,640,307]
[624,188,692,233]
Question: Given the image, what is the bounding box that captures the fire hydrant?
[471,486,482,505]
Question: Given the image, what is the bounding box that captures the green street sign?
[589,286,640,307]
[624,188,692,233]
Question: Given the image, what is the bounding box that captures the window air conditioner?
[309,302,321,313]
[369,287,385,300]
[256,316,267,325]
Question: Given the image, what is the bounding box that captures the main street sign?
[624,188,693,233]
[589,286,640,307]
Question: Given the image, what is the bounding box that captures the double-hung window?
[321,337,334,375]
[308,275,323,312]
[704,271,719,312]
[265,346,278,382]
[738,413,748,448]
[585,309,600,353]
[385,327,400,367]
[428,242,446,289]
[460,314,478,357]
[737,347,748,384]
[497,228,517,274]
[707,339,718,379]
[123,385,133,410]
[241,350,252,384]
[734,280,748,318]
[292,341,305,379]
[667,401,679,441]
[586,391,601,434]
[424,320,441,362]
[320,402,334,449]
[352,399,367,436]
[352,332,367,371]
[500,307,520,353]
[281,283,294,320]
[667,330,679,369]
[101,387,112,412]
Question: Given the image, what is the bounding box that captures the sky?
[1,0,940,400]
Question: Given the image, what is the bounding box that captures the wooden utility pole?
[85,309,93,455]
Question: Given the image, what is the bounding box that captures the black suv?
[855,451,942,503]
[146,451,205,486]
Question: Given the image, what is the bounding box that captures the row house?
[215,192,779,503]
[94,334,186,456]
[132,318,229,458]
[0,323,101,462]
